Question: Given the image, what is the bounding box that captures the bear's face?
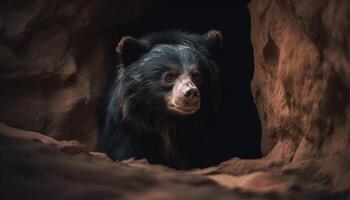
[133,44,210,115]
[116,30,222,126]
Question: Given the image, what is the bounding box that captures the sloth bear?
[99,30,222,169]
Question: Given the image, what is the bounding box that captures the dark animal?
[98,30,222,169]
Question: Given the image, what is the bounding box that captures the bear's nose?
[182,85,199,102]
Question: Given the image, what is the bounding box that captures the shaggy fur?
[98,30,222,169]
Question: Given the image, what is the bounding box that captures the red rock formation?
[0,123,237,200]
[0,0,154,149]
[250,0,350,189]
[0,0,350,199]
[199,0,350,195]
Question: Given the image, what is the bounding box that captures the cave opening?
[103,0,261,167]
[2,0,350,197]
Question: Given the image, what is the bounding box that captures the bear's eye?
[164,72,177,83]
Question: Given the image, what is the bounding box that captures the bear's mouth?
[168,103,200,115]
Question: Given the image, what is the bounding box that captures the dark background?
[108,0,261,166]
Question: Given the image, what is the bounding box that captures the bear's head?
[115,30,222,131]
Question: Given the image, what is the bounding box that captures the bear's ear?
[116,36,149,65]
[201,30,223,56]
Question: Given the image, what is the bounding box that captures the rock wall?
[0,0,155,149]
[0,0,350,199]
[249,0,350,189]
[200,0,350,193]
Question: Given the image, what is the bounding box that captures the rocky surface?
[0,0,156,150]
[1,0,350,199]
[0,123,347,200]
[196,0,350,195]
[248,0,350,189]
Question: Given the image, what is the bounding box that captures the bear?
[98,30,223,169]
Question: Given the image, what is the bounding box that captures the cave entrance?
[106,0,261,167]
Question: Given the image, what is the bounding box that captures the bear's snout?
[166,77,201,115]
[181,82,200,104]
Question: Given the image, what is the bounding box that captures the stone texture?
[1,123,347,200]
[248,0,350,189]
[196,0,350,197]
[0,123,257,200]
[0,0,156,149]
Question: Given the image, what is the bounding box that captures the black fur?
[98,30,222,169]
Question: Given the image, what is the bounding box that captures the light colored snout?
[166,76,201,115]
